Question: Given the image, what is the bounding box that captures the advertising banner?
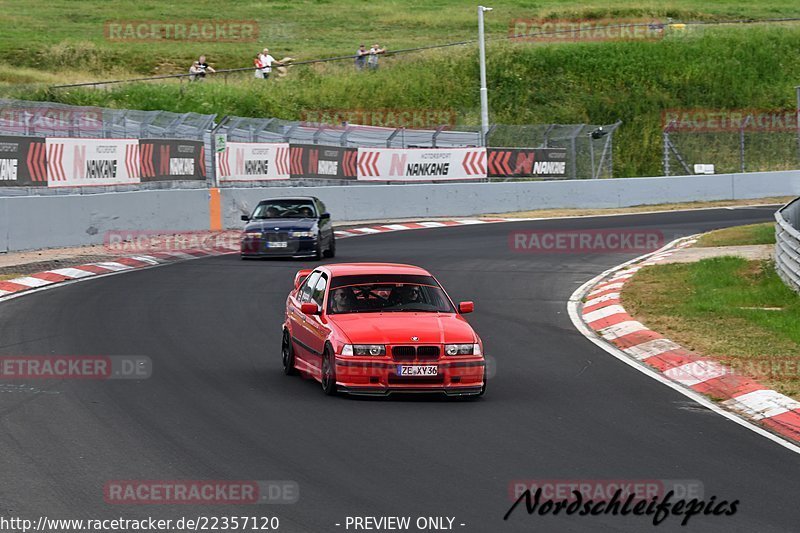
[139,139,205,181]
[216,142,290,181]
[45,138,140,187]
[356,147,486,181]
[487,148,568,178]
[0,136,47,186]
[289,144,357,179]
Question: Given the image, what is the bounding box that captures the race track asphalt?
[0,206,797,532]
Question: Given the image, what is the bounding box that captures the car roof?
[321,263,432,277]
[257,196,319,203]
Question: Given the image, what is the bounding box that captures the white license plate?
[266,241,288,248]
[397,365,438,376]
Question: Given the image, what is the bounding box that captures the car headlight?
[445,343,480,356]
[242,232,262,239]
[341,344,385,356]
[290,231,316,238]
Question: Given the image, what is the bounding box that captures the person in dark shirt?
[196,55,216,79]
[355,44,368,70]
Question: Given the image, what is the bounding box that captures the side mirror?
[294,269,313,290]
[241,214,250,222]
[301,302,320,315]
[458,301,474,314]
[319,212,331,220]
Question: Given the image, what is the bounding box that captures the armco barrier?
[1,170,798,253]
[775,197,800,292]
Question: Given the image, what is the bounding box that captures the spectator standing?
[254,54,265,79]
[258,48,283,80]
[355,44,368,70]
[367,43,385,71]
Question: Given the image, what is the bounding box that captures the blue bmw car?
[240,197,335,259]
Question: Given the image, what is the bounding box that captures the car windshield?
[252,200,316,219]
[327,282,454,314]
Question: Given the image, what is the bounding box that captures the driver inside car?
[330,288,356,313]
[391,284,423,306]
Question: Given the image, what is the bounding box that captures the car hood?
[245,218,316,232]
[328,313,476,344]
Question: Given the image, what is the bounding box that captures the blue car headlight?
[290,231,316,238]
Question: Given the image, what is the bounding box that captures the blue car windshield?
[252,201,316,219]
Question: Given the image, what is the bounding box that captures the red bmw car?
[281,263,486,397]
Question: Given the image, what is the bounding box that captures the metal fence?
[0,99,216,195]
[775,197,800,293]
[0,99,214,139]
[663,89,800,176]
[220,117,621,179]
[0,99,620,191]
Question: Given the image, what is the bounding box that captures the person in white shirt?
[189,61,203,82]
[367,44,385,70]
[258,48,283,79]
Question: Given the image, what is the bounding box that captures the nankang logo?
[0,158,18,181]
[169,158,195,175]
[85,160,117,179]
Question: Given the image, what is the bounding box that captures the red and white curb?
[0,249,235,302]
[569,235,800,452]
[333,217,529,238]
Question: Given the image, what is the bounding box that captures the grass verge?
[623,256,800,399]
[695,222,776,247]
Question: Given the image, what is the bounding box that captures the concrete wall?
[1,170,797,252]
[0,198,8,253]
[0,189,209,252]
[220,170,800,228]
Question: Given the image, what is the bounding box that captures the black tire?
[478,368,487,397]
[324,234,336,258]
[313,234,323,260]
[321,347,337,395]
[282,330,297,375]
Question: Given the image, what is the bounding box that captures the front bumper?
[334,356,485,396]
[240,237,317,258]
